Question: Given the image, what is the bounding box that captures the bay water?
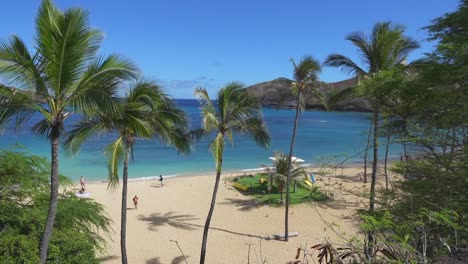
[0,99,402,181]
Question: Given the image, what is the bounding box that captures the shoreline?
[88,164,379,263]
[83,157,398,185]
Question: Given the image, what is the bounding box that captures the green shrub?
[0,149,111,263]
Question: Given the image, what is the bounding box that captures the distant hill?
[245,77,372,112]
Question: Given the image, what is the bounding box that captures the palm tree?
[265,152,309,203]
[285,56,323,241]
[65,81,190,264]
[195,82,270,264]
[0,1,136,262]
[323,21,419,258]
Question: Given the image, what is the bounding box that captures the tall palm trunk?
[384,133,390,190]
[39,128,60,264]
[402,120,408,180]
[363,119,373,183]
[121,146,130,264]
[367,104,379,259]
[285,89,302,242]
[200,154,223,264]
[279,185,284,203]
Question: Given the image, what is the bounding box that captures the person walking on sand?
[80,176,86,190]
[132,195,139,210]
[159,175,164,187]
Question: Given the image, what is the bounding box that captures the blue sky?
[1,0,459,98]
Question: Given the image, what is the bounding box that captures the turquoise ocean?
[0,99,402,181]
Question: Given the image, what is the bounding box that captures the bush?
[0,149,111,263]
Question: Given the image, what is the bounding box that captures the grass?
[232,173,327,205]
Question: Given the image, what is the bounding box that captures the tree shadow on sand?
[138,212,199,231]
[138,211,263,239]
[220,198,260,212]
[328,174,362,183]
[182,222,264,239]
[146,256,188,264]
[171,255,189,264]
[319,197,361,210]
[98,255,120,262]
[146,257,161,264]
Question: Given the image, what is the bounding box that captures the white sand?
[87,167,376,263]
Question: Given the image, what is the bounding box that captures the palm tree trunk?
[402,120,408,180]
[39,130,60,264]
[280,186,284,203]
[285,89,302,242]
[384,133,390,190]
[367,105,379,259]
[121,148,130,264]
[363,119,373,183]
[200,158,223,264]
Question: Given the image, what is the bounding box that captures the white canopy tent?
[268,156,305,163]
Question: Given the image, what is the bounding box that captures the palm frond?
[346,31,372,64]
[235,116,270,149]
[199,81,271,173]
[194,86,215,110]
[68,54,137,117]
[0,84,37,128]
[31,119,52,139]
[291,56,321,83]
[104,137,124,189]
[195,87,219,133]
[63,117,109,156]
[324,21,419,77]
[0,35,48,97]
[324,54,367,76]
[36,0,104,98]
[188,128,206,143]
[167,126,192,155]
[270,152,307,179]
[326,87,356,109]
[209,132,225,172]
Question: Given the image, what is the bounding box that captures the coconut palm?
[195,82,270,264]
[323,21,419,213]
[284,56,323,241]
[64,81,190,264]
[0,1,136,262]
[265,152,309,203]
[323,21,419,258]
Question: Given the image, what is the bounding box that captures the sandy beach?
[88,167,376,263]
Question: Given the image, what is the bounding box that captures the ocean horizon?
[0,99,403,181]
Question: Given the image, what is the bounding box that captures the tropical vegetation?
[0,0,136,262]
[64,81,191,264]
[0,0,466,263]
[0,148,111,263]
[233,173,327,205]
[310,2,467,262]
[195,82,270,264]
[323,21,420,257]
[284,56,324,241]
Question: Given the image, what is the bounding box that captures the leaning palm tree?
[64,81,190,264]
[195,82,270,264]
[323,21,419,258]
[265,152,309,203]
[284,56,323,241]
[0,1,136,262]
